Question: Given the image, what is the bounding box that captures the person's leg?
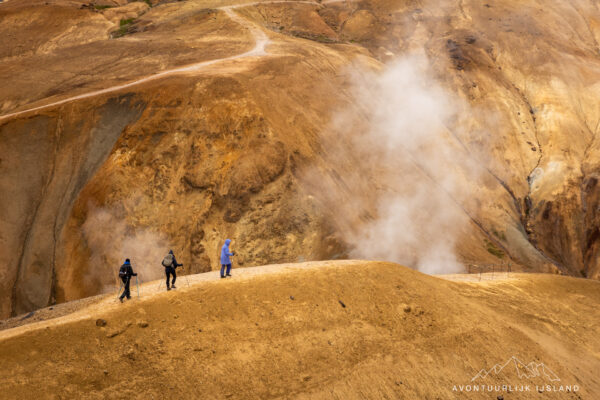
[220,264,225,278]
[124,277,131,299]
[165,268,170,289]
[171,268,177,288]
[119,277,127,300]
[226,264,232,276]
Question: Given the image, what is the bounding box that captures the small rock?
[106,330,120,338]
[198,328,203,333]
[103,370,109,375]
[302,375,311,382]
[96,319,107,327]
[137,321,149,328]
[290,296,295,300]
[49,307,54,310]
[124,348,135,360]
[338,300,346,308]
[395,381,402,386]
[403,305,411,313]
[497,396,504,400]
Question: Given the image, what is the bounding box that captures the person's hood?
[124,259,130,264]
[169,250,174,255]
[225,239,231,246]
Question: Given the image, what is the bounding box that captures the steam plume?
[81,202,170,291]
[307,54,482,274]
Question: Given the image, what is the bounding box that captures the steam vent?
[1,0,599,398]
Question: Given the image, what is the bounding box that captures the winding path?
[0,260,362,340]
[0,1,325,122]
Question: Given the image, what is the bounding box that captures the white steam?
[312,54,482,274]
[81,203,171,291]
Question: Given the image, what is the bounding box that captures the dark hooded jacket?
[167,250,182,268]
[120,259,137,278]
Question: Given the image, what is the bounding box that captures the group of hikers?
[117,239,235,302]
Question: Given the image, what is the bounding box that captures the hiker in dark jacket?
[119,258,137,302]
[162,249,182,290]
[220,239,235,278]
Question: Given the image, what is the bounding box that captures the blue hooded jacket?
[220,239,234,265]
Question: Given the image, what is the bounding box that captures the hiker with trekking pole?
[162,249,183,290]
[118,258,138,303]
[220,239,235,279]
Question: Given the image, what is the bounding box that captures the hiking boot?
[226,274,232,277]
[119,297,124,303]
[167,286,171,291]
[171,285,176,289]
[127,296,131,300]
[220,276,226,279]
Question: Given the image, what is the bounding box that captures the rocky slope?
[1,0,600,317]
[0,261,599,399]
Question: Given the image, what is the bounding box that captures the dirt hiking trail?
[0,0,322,122]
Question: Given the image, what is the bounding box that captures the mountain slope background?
[1,0,600,318]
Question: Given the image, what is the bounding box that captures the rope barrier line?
[467,262,512,281]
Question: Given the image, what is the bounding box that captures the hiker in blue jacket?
[220,239,235,278]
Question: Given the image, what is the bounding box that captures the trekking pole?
[116,281,124,298]
[182,265,190,287]
[115,271,123,296]
[136,276,140,298]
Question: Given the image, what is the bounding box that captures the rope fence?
[467,262,512,281]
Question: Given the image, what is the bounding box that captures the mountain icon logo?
[471,356,560,382]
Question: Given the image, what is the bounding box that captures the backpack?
[162,254,174,267]
[119,264,128,278]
